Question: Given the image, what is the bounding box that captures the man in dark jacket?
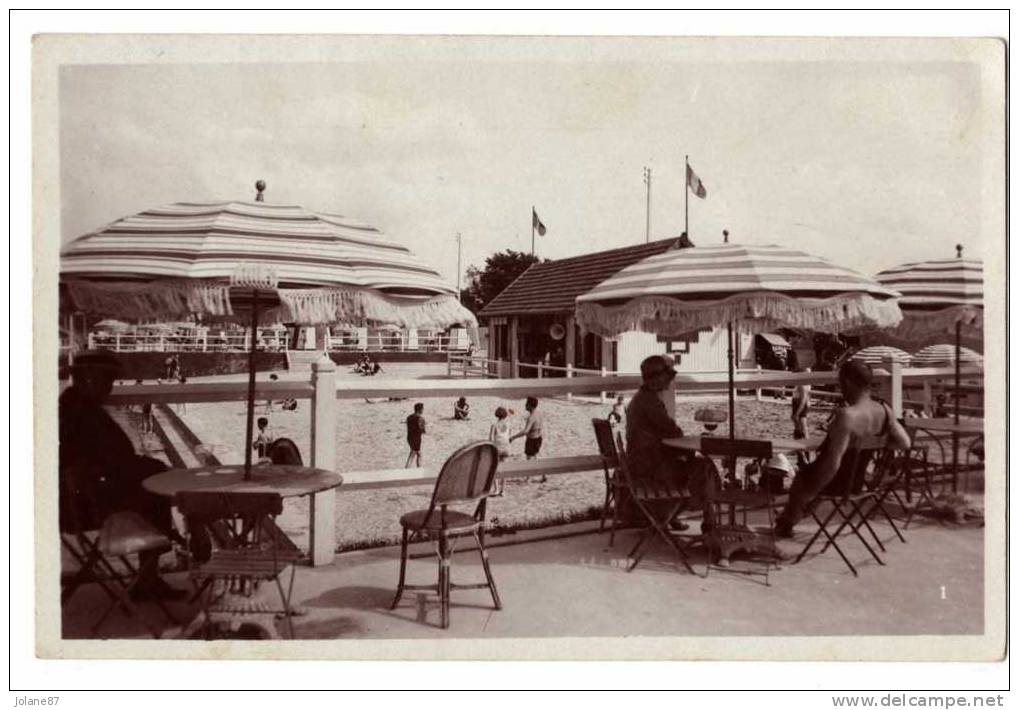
[59,350,185,600]
[626,355,718,531]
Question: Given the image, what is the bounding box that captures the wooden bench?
[342,454,606,491]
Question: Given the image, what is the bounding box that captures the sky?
[59,46,992,290]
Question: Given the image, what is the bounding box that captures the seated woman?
[453,396,470,420]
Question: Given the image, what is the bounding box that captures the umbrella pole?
[727,321,736,481]
[243,289,260,481]
[952,321,961,493]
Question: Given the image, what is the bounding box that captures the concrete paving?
[61,510,983,641]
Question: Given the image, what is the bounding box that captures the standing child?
[253,416,274,459]
[791,367,812,439]
[405,402,426,468]
[489,406,511,495]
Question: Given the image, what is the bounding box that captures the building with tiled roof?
[478,236,748,376]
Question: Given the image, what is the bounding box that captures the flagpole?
[531,206,535,256]
[455,232,462,303]
[684,154,689,239]
[643,166,652,244]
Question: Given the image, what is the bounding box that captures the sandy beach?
[177,363,833,551]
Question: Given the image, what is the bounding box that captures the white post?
[309,359,337,566]
[88,332,95,349]
[537,362,543,379]
[566,363,574,401]
[922,379,933,416]
[755,364,763,401]
[447,350,453,377]
[115,334,121,352]
[888,358,903,419]
[600,366,607,404]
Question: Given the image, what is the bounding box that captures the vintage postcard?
[31,32,1006,664]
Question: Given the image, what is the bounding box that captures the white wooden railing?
[88,330,288,353]
[104,362,983,567]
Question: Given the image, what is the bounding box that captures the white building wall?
[614,327,753,373]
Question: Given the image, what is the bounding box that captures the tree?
[460,250,545,314]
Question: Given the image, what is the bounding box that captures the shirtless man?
[775,359,912,538]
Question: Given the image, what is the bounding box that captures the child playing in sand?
[607,395,625,426]
[253,416,274,459]
[405,402,426,468]
[453,396,471,420]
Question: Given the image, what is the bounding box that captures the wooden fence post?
[600,367,607,404]
[566,363,574,401]
[447,351,453,378]
[755,364,763,401]
[309,358,337,566]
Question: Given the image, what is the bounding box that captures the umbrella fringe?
[881,307,983,341]
[65,279,477,329]
[575,291,902,338]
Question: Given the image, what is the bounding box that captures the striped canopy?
[575,243,902,337]
[874,254,982,340]
[911,344,983,368]
[61,200,476,329]
[849,345,911,367]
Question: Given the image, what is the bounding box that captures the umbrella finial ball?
[255,180,266,202]
[956,244,963,258]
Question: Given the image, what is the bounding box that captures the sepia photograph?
[23,16,1006,682]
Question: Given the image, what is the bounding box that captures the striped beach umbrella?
[61,184,476,478]
[875,246,983,489]
[911,344,983,368]
[874,246,983,341]
[849,345,911,367]
[576,242,901,443]
[576,243,901,337]
[61,193,475,330]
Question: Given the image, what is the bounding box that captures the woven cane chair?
[591,419,625,546]
[390,441,501,629]
[613,432,698,575]
[176,490,303,639]
[793,436,888,577]
[59,466,177,638]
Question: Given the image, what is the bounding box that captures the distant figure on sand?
[608,395,625,426]
[405,402,426,468]
[511,396,544,459]
[453,396,471,420]
[791,367,811,439]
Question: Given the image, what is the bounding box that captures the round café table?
[143,464,343,636]
[662,435,825,456]
[143,463,343,499]
[904,417,984,493]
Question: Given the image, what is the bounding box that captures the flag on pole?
[532,209,547,236]
[686,164,707,199]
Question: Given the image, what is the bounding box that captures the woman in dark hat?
[59,350,186,600]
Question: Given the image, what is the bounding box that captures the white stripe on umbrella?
[911,344,983,367]
[62,201,454,298]
[849,346,912,366]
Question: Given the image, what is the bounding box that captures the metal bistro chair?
[613,432,698,575]
[592,418,626,546]
[793,436,889,577]
[175,490,303,639]
[59,466,177,638]
[860,447,909,543]
[390,441,502,629]
[698,437,780,585]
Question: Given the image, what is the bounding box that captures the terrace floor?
[61,503,984,643]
